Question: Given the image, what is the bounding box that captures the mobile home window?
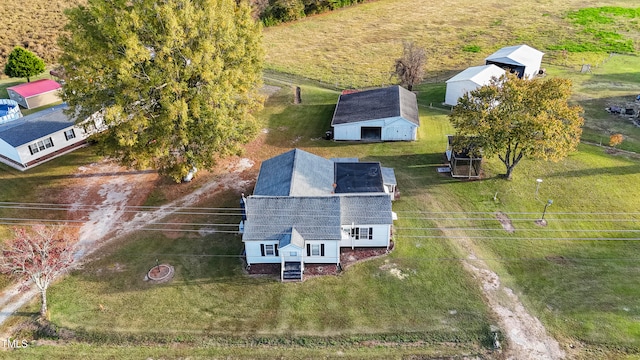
[64,129,76,140]
[43,137,53,149]
[28,144,39,155]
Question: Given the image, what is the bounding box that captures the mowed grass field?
[262,0,640,88]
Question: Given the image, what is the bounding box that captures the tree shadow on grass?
[547,164,640,178]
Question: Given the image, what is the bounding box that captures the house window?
[260,244,279,257]
[28,138,54,155]
[64,129,76,140]
[306,244,325,257]
[289,251,297,257]
[265,245,275,256]
[351,227,374,240]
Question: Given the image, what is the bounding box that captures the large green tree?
[59,0,264,181]
[4,46,46,82]
[450,74,584,179]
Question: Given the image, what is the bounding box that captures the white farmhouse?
[485,44,544,79]
[241,148,397,281]
[444,65,506,106]
[0,103,104,170]
[330,86,419,141]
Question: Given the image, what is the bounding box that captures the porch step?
[283,270,302,280]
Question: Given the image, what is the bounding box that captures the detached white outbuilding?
[444,65,506,106]
[485,44,544,79]
[331,85,419,141]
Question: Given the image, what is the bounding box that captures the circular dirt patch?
[146,264,175,283]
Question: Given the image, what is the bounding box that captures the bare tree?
[393,41,426,91]
[0,225,76,317]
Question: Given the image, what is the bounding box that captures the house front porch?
[245,241,394,281]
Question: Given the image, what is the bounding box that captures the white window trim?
[265,244,275,256]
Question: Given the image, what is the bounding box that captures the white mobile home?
[0,104,104,170]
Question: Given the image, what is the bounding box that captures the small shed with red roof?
[7,79,62,109]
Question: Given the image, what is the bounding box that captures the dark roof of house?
[334,162,385,193]
[7,79,61,98]
[0,104,73,147]
[331,85,419,126]
[242,194,393,242]
[243,196,343,242]
[253,149,334,196]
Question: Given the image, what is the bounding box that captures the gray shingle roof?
[242,194,393,242]
[331,86,419,126]
[340,194,393,225]
[253,149,334,196]
[0,104,73,147]
[279,227,305,248]
[381,167,397,186]
[243,196,342,242]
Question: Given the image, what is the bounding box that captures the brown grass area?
[263,0,639,87]
[1,0,637,85]
[0,0,83,73]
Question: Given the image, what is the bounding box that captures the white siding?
[333,124,362,141]
[245,241,281,265]
[334,117,417,141]
[7,90,27,109]
[304,240,340,264]
[445,80,479,106]
[245,240,340,265]
[0,139,21,164]
[17,126,87,165]
[382,125,417,141]
[339,224,391,248]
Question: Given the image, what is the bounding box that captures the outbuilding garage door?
[361,127,382,141]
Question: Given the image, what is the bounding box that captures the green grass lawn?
[39,88,493,353]
[4,78,630,358]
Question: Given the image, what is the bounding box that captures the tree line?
[250,0,369,26]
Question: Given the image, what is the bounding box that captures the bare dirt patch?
[496,211,515,233]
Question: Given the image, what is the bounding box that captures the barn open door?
[361,127,382,141]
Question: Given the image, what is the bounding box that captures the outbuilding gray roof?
[331,86,419,126]
[253,149,334,196]
[0,104,73,147]
[242,194,393,242]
